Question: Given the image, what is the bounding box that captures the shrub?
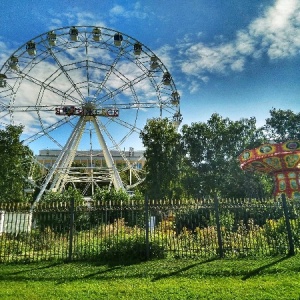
[99,236,166,262]
[34,188,94,233]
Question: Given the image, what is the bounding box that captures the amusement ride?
[239,140,300,199]
[0,26,182,204]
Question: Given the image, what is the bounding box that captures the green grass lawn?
[1,255,300,299]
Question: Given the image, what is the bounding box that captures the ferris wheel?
[0,25,182,204]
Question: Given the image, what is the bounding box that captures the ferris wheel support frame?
[92,117,124,190]
[49,117,86,192]
[32,116,86,208]
[32,115,124,208]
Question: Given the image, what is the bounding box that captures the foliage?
[140,118,185,200]
[98,237,166,262]
[42,187,84,204]
[71,218,165,262]
[92,187,132,204]
[36,188,145,233]
[138,109,299,199]
[181,114,271,198]
[35,187,87,233]
[175,206,212,232]
[0,125,33,202]
[263,108,300,142]
[91,188,145,226]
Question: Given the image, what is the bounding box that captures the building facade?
[36,148,145,170]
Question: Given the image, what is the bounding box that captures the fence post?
[68,198,75,261]
[281,193,295,256]
[145,195,150,260]
[214,194,224,258]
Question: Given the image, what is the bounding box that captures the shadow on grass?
[242,255,292,280]
[0,260,124,283]
[0,261,63,276]
[0,255,296,283]
[56,264,124,284]
[151,257,218,282]
[0,256,157,284]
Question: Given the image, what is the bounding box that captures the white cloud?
[109,3,148,20]
[0,40,12,67]
[179,0,300,84]
[235,31,256,56]
[49,18,63,29]
[181,42,244,76]
[154,44,174,70]
[249,0,300,59]
[48,10,107,29]
[110,5,125,16]
[188,80,200,94]
[230,58,245,72]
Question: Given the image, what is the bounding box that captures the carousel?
[239,140,300,199]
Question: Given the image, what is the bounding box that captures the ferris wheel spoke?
[85,39,91,98]
[118,128,135,145]
[18,71,82,105]
[105,66,143,107]
[94,45,128,99]
[129,85,141,122]
[3,105,59,112]
[96,72,149,105]
[47,47,86,102]
[22,116,70,146]
[108,117,141,133]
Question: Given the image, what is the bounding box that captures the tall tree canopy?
[181,114,271,198]
[0,125,33,202]
[140,118,184,199]
[139,108,300,199]
[263,108,300,142]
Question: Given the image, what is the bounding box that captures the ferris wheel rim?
[0,25,181,139]
[0,25,179,90]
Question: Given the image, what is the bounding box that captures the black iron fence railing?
[0,195,299,262]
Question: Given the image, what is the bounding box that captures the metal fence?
[0,195,299,262]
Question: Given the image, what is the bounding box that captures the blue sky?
[0,0,299,153]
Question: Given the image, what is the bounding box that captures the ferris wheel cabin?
[134,43,142,55]
[163,72,171,85]
[92,27,101,41]
[114,33,123,46]
[0,74,7,88]
[47,31,57,46]
[150,56,159,69]
[171,91,180,106]
[173,112,183,128]
[26,41,36,56]
[9,56,19,71]
[69,26,79,41]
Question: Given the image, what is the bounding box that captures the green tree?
[263,108,300,142]
[140,118,184,199]
[0,125,33,202]
[181,114,271,198]
[42,186,84,203]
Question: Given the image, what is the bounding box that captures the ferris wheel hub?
[55,105,119,117]
[83,101,96,110]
